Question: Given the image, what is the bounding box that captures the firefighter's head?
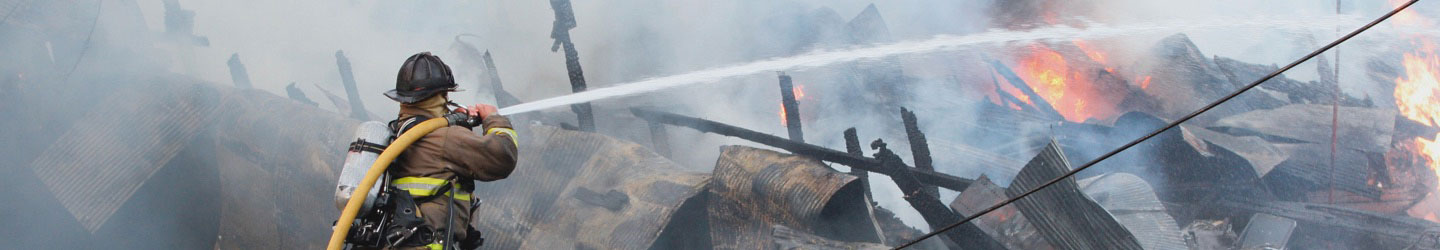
[386,52,458,104]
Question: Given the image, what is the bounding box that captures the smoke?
[4,0,1438,248]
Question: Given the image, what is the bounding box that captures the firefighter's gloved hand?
[455,104,498,120]
[443,112,482,129]
[452,103,498,129]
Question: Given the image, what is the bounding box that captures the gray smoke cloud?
[4,0,1437,247]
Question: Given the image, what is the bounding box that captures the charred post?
[335,50,369,121]
[630,108,974,191]
[226,53,252,89]
[550,0,595,132]
[872,139,1006,249]
[843,128,872,201]
[900,107,938,196]
[482,50,523,108]
[779,72,804,142]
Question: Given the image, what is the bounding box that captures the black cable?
[894,1,1418,248]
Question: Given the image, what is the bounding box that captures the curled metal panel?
[707,145,866,249]
[1078,173,1187,250]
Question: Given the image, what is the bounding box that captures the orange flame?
[779,85,806,126]
[1395,38,1440,222]
[1014,44,1122,122]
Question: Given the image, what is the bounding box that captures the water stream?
[499,15,1363,115]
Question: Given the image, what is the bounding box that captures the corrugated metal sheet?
[1006,140,1143,250]
[30,80,221,233]
[1077,173,1187,250]
[950,175,1054,250]
[470,125,710,250]
[707,146,870,250]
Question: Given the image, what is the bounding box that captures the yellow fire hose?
[328,118,451,250]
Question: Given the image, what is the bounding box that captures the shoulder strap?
[387,114,432,143]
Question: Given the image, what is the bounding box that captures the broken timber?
[226,53,251,89]
[779,72,803,142]
[630,108,973,191]
[549,0,595,131]
[335,50,369,121]
[901,107,939,197]
[873,139,1007,249]
[481,50,522,108]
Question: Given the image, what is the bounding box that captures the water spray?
[498,15,1362,116]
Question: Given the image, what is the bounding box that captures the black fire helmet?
[385,52,459,104]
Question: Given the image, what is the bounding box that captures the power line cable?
[894,0,1419,248]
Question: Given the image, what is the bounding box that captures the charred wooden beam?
[844,128,872,200]
[630,108,973,191]
[844,128,887,245]
[550,0,595,132]
[335,50,369,121]
[900,107,938,196]
[872,139,1007,249]
[226,53,252,89]
[481,50,523,108]
[779,72,803,142]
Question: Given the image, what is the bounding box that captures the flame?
[1394,37,1440,222]
[1138,76,1152,90]
[1014,44,1122,122]
[779,84,806,126]
[1072,40,1108,65]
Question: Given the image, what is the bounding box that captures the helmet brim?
[384,87,460,104]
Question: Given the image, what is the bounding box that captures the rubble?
[1006,141,1144,249]
[1209,104,1395,153]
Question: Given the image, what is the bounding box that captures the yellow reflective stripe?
[486,128,518,146]
[393,176,472,201]
[393,177,448,186]
[426,243,443,250]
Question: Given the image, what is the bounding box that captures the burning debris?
[9,0,1440,249]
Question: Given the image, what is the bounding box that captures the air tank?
[335,121,391,215]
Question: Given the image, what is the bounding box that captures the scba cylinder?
[335,121,392,215]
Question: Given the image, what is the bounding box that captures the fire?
[1013,44,1122,122]
[1072,40,1114,74]
[1138,76,1152,90]
[779,85,806,126]
[1394,38,1440,222]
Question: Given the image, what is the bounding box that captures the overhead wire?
[894,0,1420,248]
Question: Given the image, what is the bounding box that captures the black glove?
[443,112,482,129]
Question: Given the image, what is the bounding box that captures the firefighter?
[384,52,518,249]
